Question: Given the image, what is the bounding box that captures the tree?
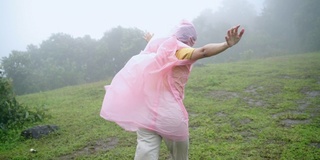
[255,0,320,54]
[2,26,146,95]
[193,0,257,63]
[1,51,32,94]
[95,26,145,79]
[294,0,320,52]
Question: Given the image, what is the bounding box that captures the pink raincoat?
[100,35,195,141]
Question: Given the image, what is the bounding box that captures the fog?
[2,0,320,95]
[0,0,264,58]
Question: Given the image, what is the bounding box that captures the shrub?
[0,76,47,141]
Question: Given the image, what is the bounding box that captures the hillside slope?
[1,53,319,159]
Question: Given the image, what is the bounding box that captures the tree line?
[1,0,319,95]
[1,27,146,94]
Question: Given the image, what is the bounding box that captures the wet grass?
[0,52,319,159]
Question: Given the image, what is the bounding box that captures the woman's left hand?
[143,32,154,42]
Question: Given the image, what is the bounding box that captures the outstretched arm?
[190,25,245,61]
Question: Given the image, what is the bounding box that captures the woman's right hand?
[225,25,245,47]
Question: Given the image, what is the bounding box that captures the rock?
[21,125,59,139]
[30,148,37,153]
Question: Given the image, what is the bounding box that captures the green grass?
[1,52,320,160]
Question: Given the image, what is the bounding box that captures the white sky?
[0,0,264,58]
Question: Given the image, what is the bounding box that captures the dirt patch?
[272,111,304,119]
[295,100,319,118]
[244,85,264,94]
[278,74,308,80]
[296,100,311,111]
[239,131,256,142]
[279,75,293,79]
[298,88,320,118]
[310,105,320,117]
[243,97,264,107]
[209,86,272,107]
[310,143,320,148]
[271,87,320,128]
[209,90,239,100]
[279,119,310,127]
[272,110,311,127]
[301,87,320,98]
[230,118,252,129]
[58,137,118,159]
[242,85,268,107]
[215,112,227,117]
[239,118,252,125]
[272,88,320,127]
[189,112,199,117]
[305,91,320,97]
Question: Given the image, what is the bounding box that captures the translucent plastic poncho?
[100,21,197,141]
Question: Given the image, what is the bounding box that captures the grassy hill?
[1,53,319,159]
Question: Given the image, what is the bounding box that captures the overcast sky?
[0,0,264,59]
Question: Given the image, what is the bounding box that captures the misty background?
[1,0,319,95]
[0,0,263,58]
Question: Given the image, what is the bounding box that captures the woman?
[100,20,245,160]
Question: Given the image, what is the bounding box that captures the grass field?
[1,53,319,160]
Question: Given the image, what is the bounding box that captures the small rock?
[30,148,37,153]
[21,125,59,139]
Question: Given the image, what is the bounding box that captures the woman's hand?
[143,32,154,42]
[225,25,245,47]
